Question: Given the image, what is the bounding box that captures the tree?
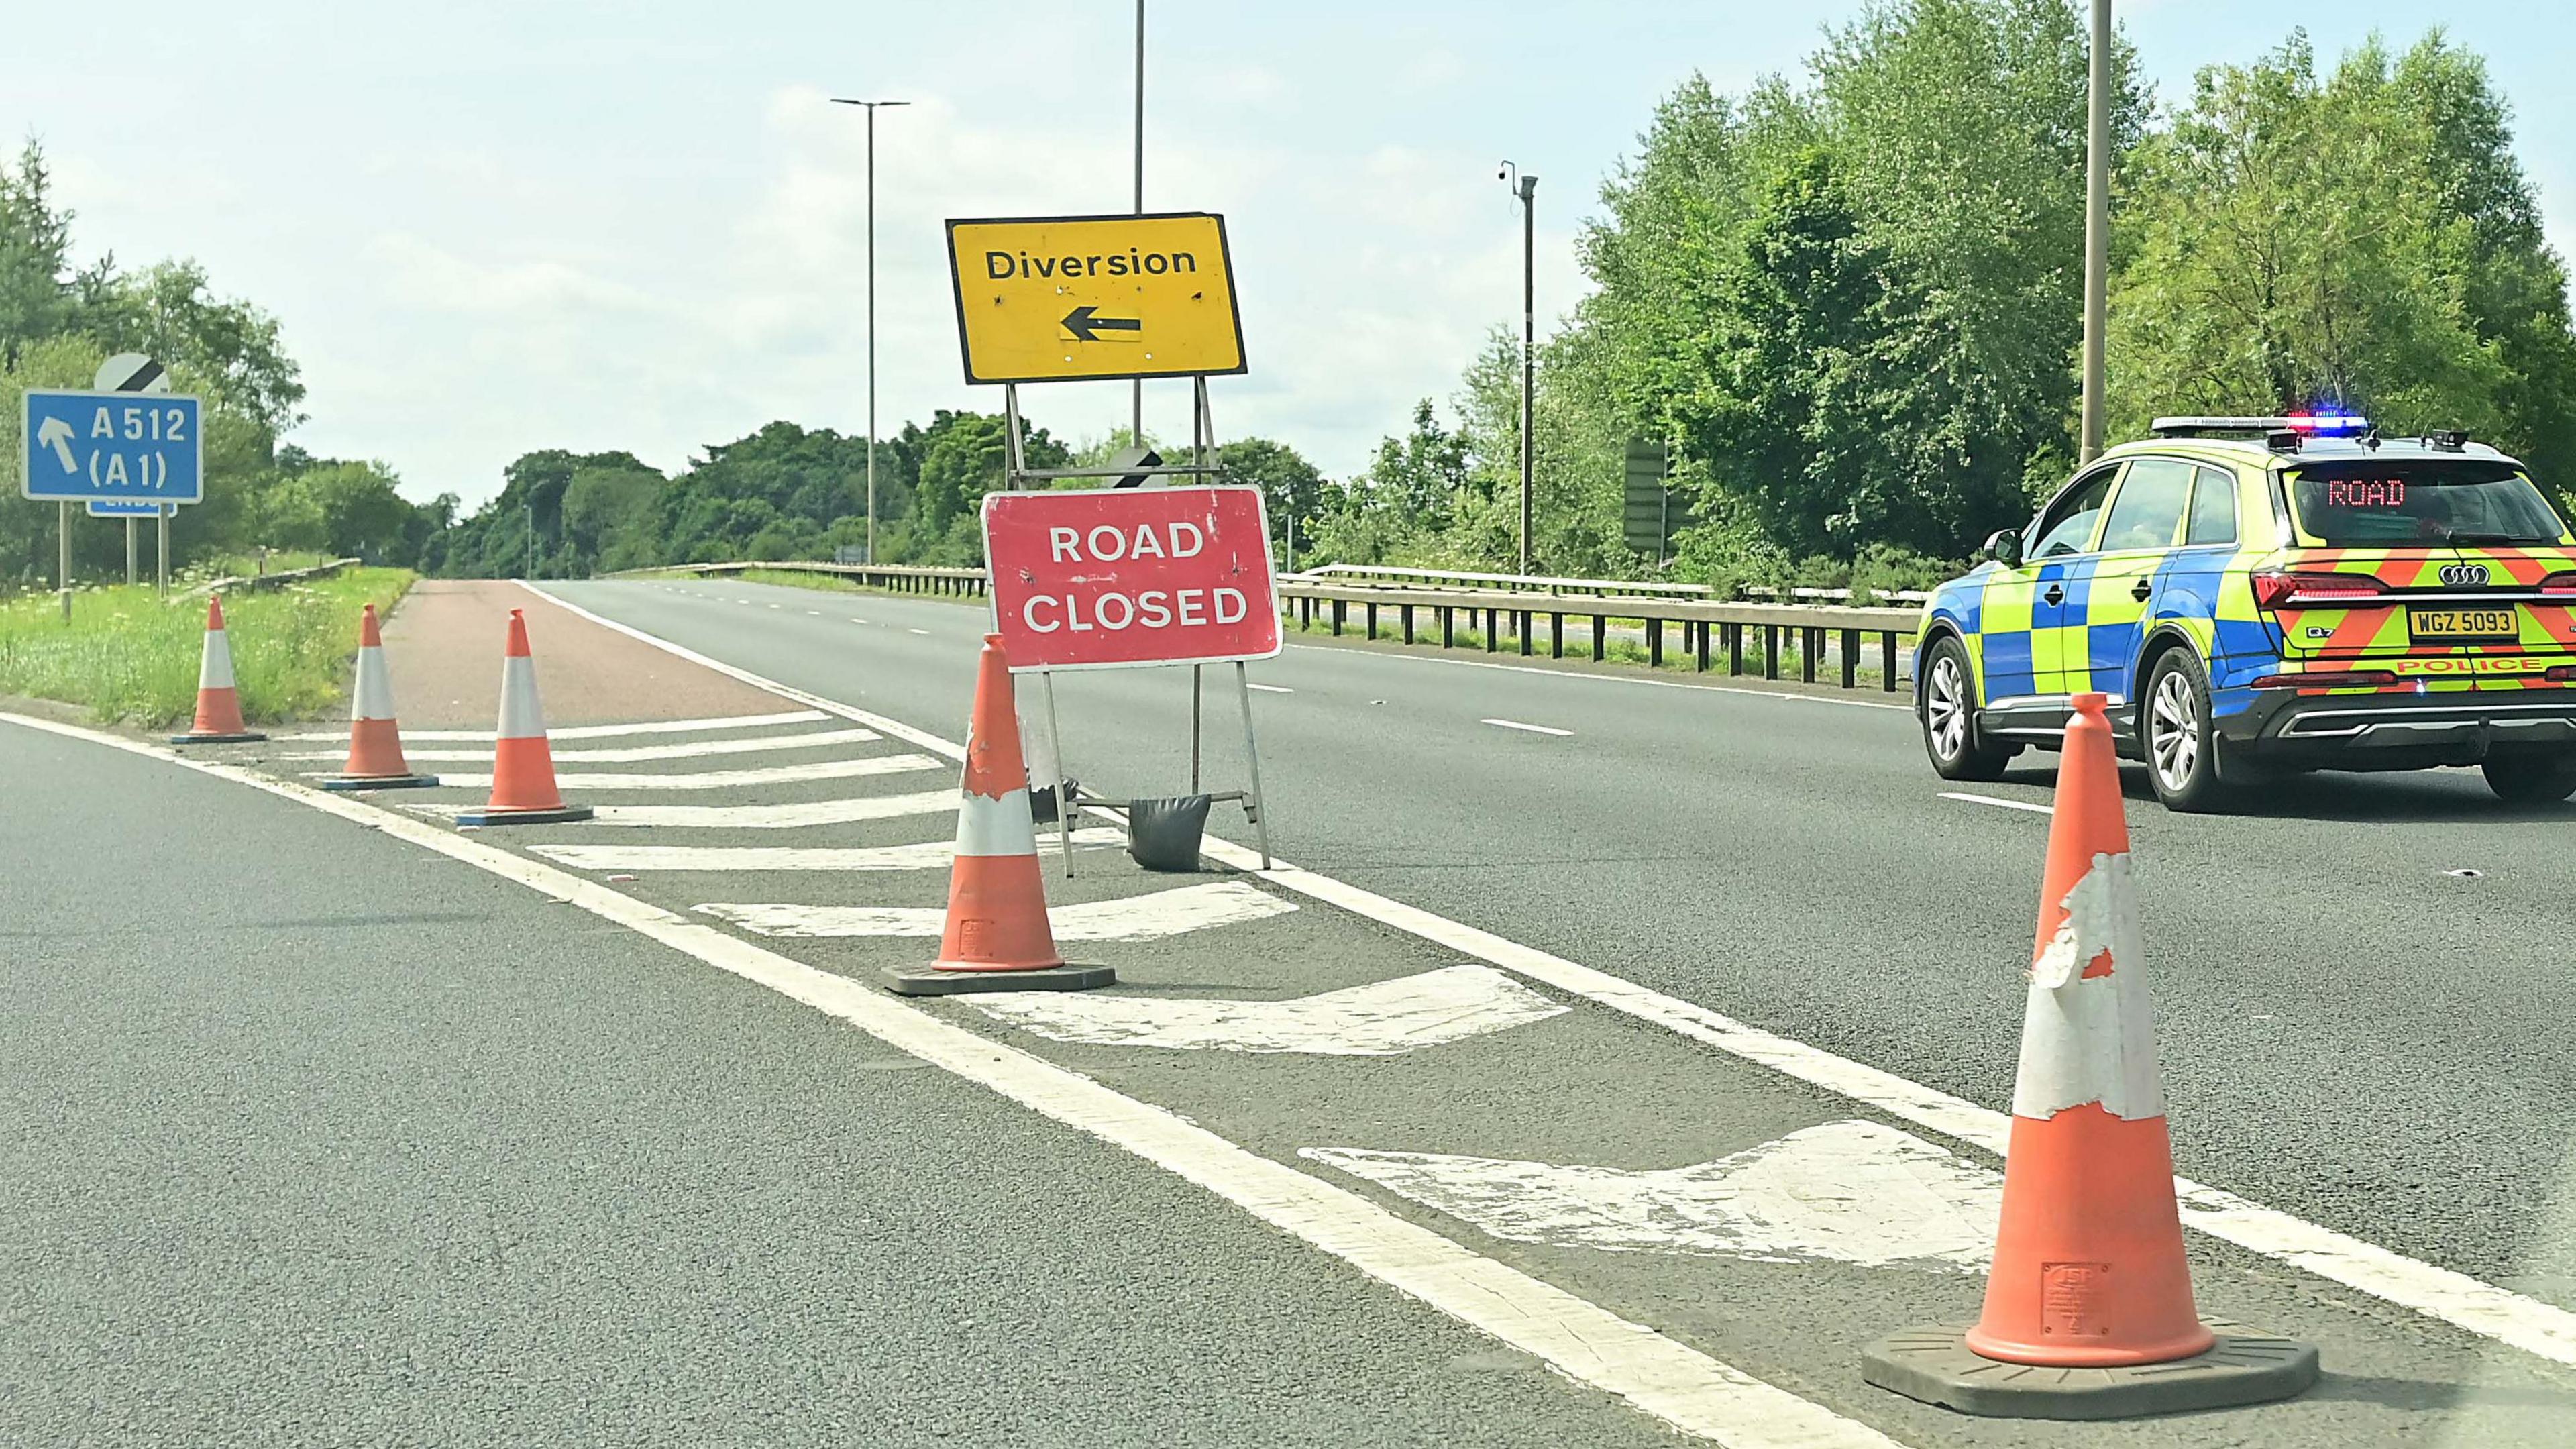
[0,142,74,370]
[1214,437,1326,553]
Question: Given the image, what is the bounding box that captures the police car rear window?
[2285,460,2568,546]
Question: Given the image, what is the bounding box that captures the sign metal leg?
[1044,669,1074,878]
[1234,661,1272,869]
[58,501,70,623]
[125,518,136,586]
[1191,664,1203,793]
[158,505,170,599]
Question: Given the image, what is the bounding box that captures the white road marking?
[805,610,821,616]
[535,829,1124,873]
[1246,682,1294,694]
[592,790,955,828]
[698,880,1294,942]
[1,708,1896,1449]
[527,581,2576,1368]
[849,618,869,625]
[961,963,1566,1056]
[1482,718,1572,736]
[288,726,878,765]
[1939,790,2051,815]
[433,754,943,792]
[1307,1120,1995,1272]
[278,710,826,743]
[908,627,931,636]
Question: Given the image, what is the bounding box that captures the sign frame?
[945,211,1248,386]
[21,387,206,505]
[981,484,1281,674]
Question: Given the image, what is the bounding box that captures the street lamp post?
[2078,0,2110,462]
[831,97,910,563]
[1132,0,1146,450]
[1498,162,1538,575]
[525,502,535,578]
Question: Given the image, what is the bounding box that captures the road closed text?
[1023,523,1248,634]
[983,487,1280,670]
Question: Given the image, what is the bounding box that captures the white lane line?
[288,726,879,765]
[278,710,826,743]
[0,708,1893,1449]
[1305,1119,1994,1272]
[519,584,2576,1370]
[1291,643,1916,712]
[436,754,943,792]
[849,618,869,625]
[592,790,954,829]
[1482,718,1572,737]
[535,829,1124,873]
[907,627,931,636]
[961,963,1566,1056]
[805,610,821,616]
[1938,791,2052,816]
[698,880,1295,942]
[1246,682,1294,694]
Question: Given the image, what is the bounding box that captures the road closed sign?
[983,486,1279,672]
[947,213,1245,385]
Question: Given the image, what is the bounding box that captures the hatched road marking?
[1246,682,1294,694]
[592,790,955,829]
[433,754,944,792]
[278,710,826,743]
[1482,718,1572,736]
[957,963,1566,1056]
[696,879,1295,942]
[525,581,2576,1371]
[288,726,879,764]
[1305,1119,1995,1271]
[0,708,1904,1449]
[532,830,1124,873]
[1939,790,2052,815]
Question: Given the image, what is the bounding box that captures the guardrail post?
[1592,615,1605,662]
[1764,625,1779,679]
[1882,631,1900,692]
[1801,627,1819,684]
[1727,623,1743,676]
[1402,603,1415,644]
[1550,612,1562,659]
[1366,602,1378,640]
[1648,616,1664,668]
[1485,609,1497,653]
[1519,609,1532,657]
[1696,621,1711,672]
[1442,606,1454,649]
[1841,628,1860,689]
[1332,599,1345,637]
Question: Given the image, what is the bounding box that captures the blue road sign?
[20,389,204,504]
[87,499,171,517]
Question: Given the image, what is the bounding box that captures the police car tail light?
[2548,665,2576,683]
[2251,570,2390,609]
[2540,571,2576,595]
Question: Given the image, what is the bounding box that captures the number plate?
[2408,606,2520,643]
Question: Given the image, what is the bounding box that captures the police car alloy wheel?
[2142,651,2226,810]
[1921,637,2011,781]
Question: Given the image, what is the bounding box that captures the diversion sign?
[983,486,1279,672]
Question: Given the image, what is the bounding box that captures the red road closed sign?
[983,486,1279,672]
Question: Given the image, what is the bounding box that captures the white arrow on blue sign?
[20,389,204,504]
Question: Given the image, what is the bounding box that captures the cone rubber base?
[318,773,442,792]
[454,804,596,826]
[170,731,266,744]
[1862,1320,2316,1419]
[883,963,1114,997]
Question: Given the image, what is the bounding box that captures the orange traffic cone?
[318,604,438,790]
[170,595,266,743]
[885,634,1112,996]
[1862,693,2315,1418]
[454,608,593,826]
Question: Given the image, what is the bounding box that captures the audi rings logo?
[2438,563,2493,587]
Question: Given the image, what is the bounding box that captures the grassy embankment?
[0,568,415,728]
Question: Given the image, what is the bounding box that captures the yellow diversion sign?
[945,212,1245,384]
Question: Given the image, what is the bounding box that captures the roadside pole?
[158,504,170,598]
[2078,0,2111,463]
[125,517,136,584]
[58,502,71,621]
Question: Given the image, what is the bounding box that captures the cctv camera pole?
[1131,0,1146,452]
[2078,0,2110,464]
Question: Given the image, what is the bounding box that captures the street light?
[2078,0,2110,462]
[1497,161,1538,575]
[830,97,910,564]
[525,502,535,579]
[1131,1,1146,450]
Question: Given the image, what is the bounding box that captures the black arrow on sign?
[1061,305,1142,343]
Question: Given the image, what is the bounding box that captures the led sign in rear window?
[2287,461,2568,546]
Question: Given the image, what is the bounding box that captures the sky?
[15,1,2576,510]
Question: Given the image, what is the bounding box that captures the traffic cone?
[885,634,1112,996]
[169,595,266,743]
[453,608,593,826]
[1861,693,2316,1418]
[317,604,438,790]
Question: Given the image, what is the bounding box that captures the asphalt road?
[552,576,2576,1314]
[0,717,1687,1448]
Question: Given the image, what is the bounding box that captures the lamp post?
[1132,1,1146,449]
[831,97,910,562]
[2078,0,2110,462]
[525,502,535,578]
[1497,162,1538,574]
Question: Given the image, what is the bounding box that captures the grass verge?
[0,568,417,728]
[637,567,985,605]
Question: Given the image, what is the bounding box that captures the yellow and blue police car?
[1915,415,2576,810]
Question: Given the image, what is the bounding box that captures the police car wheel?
[2142,651,2226,812]
[2481,749,2576,804]
[1922,637,2012,781]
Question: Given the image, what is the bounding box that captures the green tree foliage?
[1213,436,1327,557]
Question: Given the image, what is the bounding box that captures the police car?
[1915,415,2576,810]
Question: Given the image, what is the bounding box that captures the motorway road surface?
[7,572,2576,1446]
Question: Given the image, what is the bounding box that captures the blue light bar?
[2284,413,2369,436]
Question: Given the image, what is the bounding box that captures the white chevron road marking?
[288,726,879,763]
[592,790,956,828]
[534,828,1124,873]
[431,755,944,791]
[278,710,826,742]
[696,880,1295,941]
[960,963,1566,1056]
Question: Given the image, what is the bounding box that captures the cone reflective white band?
[351,645,396,722]
[955,787,1040,858]
[497,654,546,739]
[2010,851,2162,1122]
[199,627,237,691]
